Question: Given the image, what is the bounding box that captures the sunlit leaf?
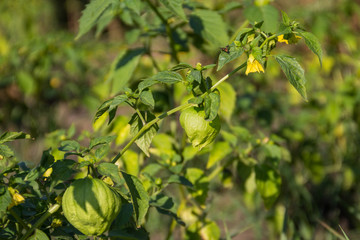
[28,229,49,240]
[76,0,113,40]
[207,141,232,169]
[190,9,228,46]
[255,164,281,209]
[217,43,244,71]
[217,82,236,121]
[122,150,139,176]
[121,171,149,227]
[140,90,155,109]
[275,55,307,101]
[129,112,159,157]
[150,71,183,84]
[167,175,193,187]
[159,0,187,21]
[204,92,220,121]
[298,31,323,66]
[89,135,116,149]
[185,168,209,205]
[98,162,123,185]
[244,5,279,33]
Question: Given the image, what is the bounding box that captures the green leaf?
[121,171,150,227]
[125,0,141,15]
[190,9,228,46]
[129,112,159,157]
[122,150,139,176]
[186,220,220,240]
[0,186,11,218]
[186,69,202,83]
[59,140,80,152]
[76,0,113,40]
[251,46,263,64]
[200,221,221,240]
[274,55,307,101]
[107,48,145,95]
[150,71,183,84]
[0,132,30,144]
[140,90,155,109]
[150,193,176,212]
[89,135,116,149]
[298,31,323,66]
[25,150,55,182]
[204,92,220,121]
[206,141,232,169]
[0,144,15,163]
[220,131,238,147]
[218,2,243,14]
[141,163,163,176]
[95,2,117,37]
[255,164,281,209]
[95,144,110,161]
[167,175,193,187]
[185,168,209,205]
[188,97,204,105]
[138,79,158,92]
[98,162,123,185]
[17,71,36,95]
[170,63,192,71]
[281,10,290,26]
[94,95,128,123]
[108,226,149,239]
[244,5,279,33]
[217,43,244,71]
[202,64,216,70]
[28,229,50,240]
[150,194,185,226]
[159,0,187,21]
[49,159,76,192]
[217,82,236,121]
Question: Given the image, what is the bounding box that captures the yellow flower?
[51,218,63,228]
[278,34,302,44]
[277,35,289,44]
[55,195,62,204]
[245,54,265,75]
[8,187,25,208]
[43,167,53,178]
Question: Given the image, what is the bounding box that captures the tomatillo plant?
[0,1,322,239]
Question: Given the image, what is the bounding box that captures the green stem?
[136,108,146,126]
[260,34,278,48]
[112,102,194,164]
[211,62,247,91]
[20,203,61,240]
[144,0,179,63]
[112,62,247,164]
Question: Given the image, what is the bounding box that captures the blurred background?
[1,0,360,239]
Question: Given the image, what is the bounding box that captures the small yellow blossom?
[51,218,63,228]
[43,167,53,178]
[8,187,25,208]
[55,195,62,204]
[245,54,265,75]
[277,35,289,44]
[278,34,302,44]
